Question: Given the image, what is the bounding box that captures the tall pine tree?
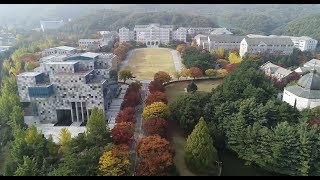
[184,117,218,174]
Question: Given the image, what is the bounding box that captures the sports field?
[124,48,176,80]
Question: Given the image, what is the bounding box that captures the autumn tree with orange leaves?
[111,122,134,146]
[145,91,168,106]
[154,71,171,83]
[189,67,203,79]
[148,80,165,93]
[115,107,135,123]
[143,118,168,138]
[136,135,173,176]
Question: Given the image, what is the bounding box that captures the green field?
[165,79,223,103]
[124,48,176,80]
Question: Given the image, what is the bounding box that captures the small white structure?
[283,69,320,110]
[193,34,207,47]
[42,46,77,57]
[260,61,293,81]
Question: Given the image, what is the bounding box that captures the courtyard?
[123,48,178,80]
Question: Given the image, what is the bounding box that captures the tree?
[189,67,202,79]
[185,117,218,173]
[14,156,40,176]
[227,52,243,64]
[58,128,72,155]
[180,68,190,79]
[86,107,109,146]
[145,91,168,105]
[170,92,210,133]
[24,61,40,72]
[115,107,135,123]
[98,144,131,176]
[148,80,165,93]
[225,63,239,72]
[176,44,188,54]
[142,102,171,121]
[136,135,173,176]
[119,70,133,83]
[111,122,134,146]
[144,118,168,137]
[217,59,229,68]
[216,69,228,77]
[187,81,198,93]
[173,71,182,80]
[154,71,171,83]
[205,69,217,77]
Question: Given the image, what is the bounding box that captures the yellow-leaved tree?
[228,52,242,64]
[205,69,217,77]
[58,128,72,155]
[142,102,170,121]
[98,144,131,176]
[216,69,228,78]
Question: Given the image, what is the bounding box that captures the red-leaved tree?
[145,91,168,106]
[115,107,135,123]
[111,122,134,146]
[136,135,174,176]
[148,80,165,93]
[225,63,239,72]
[143,118,168,138]
[189,67,203,79]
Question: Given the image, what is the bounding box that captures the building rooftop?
[209,35,246,43]
[210,28,233,35]
[17,72,42,77]
[55,46,76,51]
[244,37,294,45]
[297,70,320,90]
[261,61,293,77]
[81,52,100,59]
[45,61,78,65]
[304,59,320,68]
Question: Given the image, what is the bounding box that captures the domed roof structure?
[297,70,320,90]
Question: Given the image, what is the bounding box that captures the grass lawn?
[124,48,176,80]
[165,79,223,103]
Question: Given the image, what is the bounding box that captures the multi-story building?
[42,46,77,57]
[173,27,187,42]
[79,39,103,51]
[17,52,119,124]
[260,61,293,81]
[207,35,245,51]
[40,20,64,31]
[247,34,318,52]
[209,28,233,35]
[295,59,320,74]
[187,27,216,35]
[118,23,187,46]
[289,36,318,51]
[239,36,294,57]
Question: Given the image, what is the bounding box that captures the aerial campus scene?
[0,4,320,176]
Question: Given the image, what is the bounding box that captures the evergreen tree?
[14,156,40,176]
[187,81,198,93]
[184,117,218,174]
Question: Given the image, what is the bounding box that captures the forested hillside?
[62,10,218,37]
[272,13,320,41]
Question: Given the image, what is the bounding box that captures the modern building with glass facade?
[17,52,119,125]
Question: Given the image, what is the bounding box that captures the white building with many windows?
[239,36,294,57]
[119,23,187,46]
[42,46,77,57]
[289,36,318,51]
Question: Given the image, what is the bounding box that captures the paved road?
[131,82,148,176]
[170,49,184,72]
